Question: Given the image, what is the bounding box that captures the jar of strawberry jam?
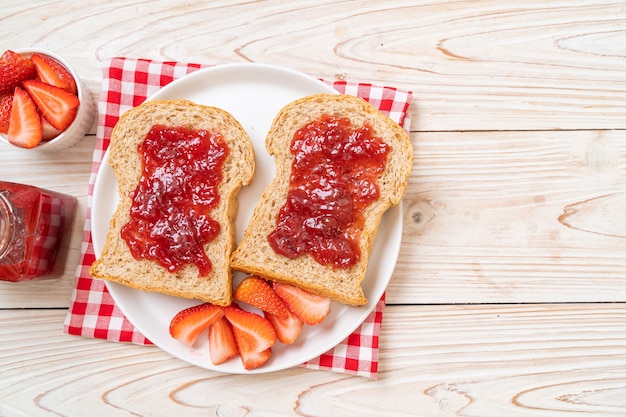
[0,181,76,282]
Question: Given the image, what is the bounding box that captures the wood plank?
[1,1,625,131]
[388,129,626,304]
[1,305,625,416]
[0,137,94,308]
[2,129,625,307]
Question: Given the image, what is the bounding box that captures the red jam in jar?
[0,181,77,282]
[267,114,389,268]
[120,125,229,276]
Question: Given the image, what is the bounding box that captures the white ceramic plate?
[92,63,403,374]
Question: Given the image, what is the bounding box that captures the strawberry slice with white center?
[240,347,272,371]
[208,316,238,365]
[223,305,276,370]
[265,308,303,344]
[22,79,79,131]
[7,87,42,149]
[272,282,331,325]
[169,303,223,347]
[41,116,62,141]
[31,53,77,94]
[234,276,291,319]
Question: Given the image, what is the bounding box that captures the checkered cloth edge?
[63,57,412,379]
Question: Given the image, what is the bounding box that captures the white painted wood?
[1,1,624,415]
[390,129,626,303]
[3,129,625,306]
[1,1,625,131]
[1,307,625,416]
[0,137,93,308]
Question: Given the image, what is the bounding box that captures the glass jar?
[0,181,76,282]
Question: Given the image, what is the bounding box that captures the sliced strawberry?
[223,306,276,352]
[208,316,239,365]
[265,308,303,344]
[169,303,223,347]
[22,79,79,131]
[41,116,62,141]
[31,53,77,94]
[0,94,12,133]
[0,50,37,95]
[234,276,290,319]
[7,87,42,149]
[273,282,331,325]
[223,305,275,369]
[240,347,272,370]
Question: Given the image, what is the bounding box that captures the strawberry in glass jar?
[0,181,76,282]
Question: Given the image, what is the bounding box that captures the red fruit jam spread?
[267,114,389,268]
[0,181,76,282]
[120,125,229,276]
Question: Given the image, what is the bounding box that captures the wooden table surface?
[1,1,625,416]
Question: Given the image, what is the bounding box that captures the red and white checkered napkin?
[63,57,412,379]
[31,193,65,277]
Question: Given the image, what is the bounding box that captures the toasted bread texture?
[90,99,255,306]
[230,94,413,306]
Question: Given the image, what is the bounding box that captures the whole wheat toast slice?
[90,99,255,306]
[230,94,413,306]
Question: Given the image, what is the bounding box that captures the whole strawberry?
[0,50,37,96]
[0,94,13,133]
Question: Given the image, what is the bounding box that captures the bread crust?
[89,99,255,306]
[230,94,413,306]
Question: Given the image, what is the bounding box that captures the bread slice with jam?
[230,94,413,306]
[89,99,255,306]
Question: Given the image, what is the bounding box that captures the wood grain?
[1,306,625,416]
[1,1,625,415]
[388,129,626,304]
[1,1,625,131]
[0,136,94,308]
[2,129,625,307]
